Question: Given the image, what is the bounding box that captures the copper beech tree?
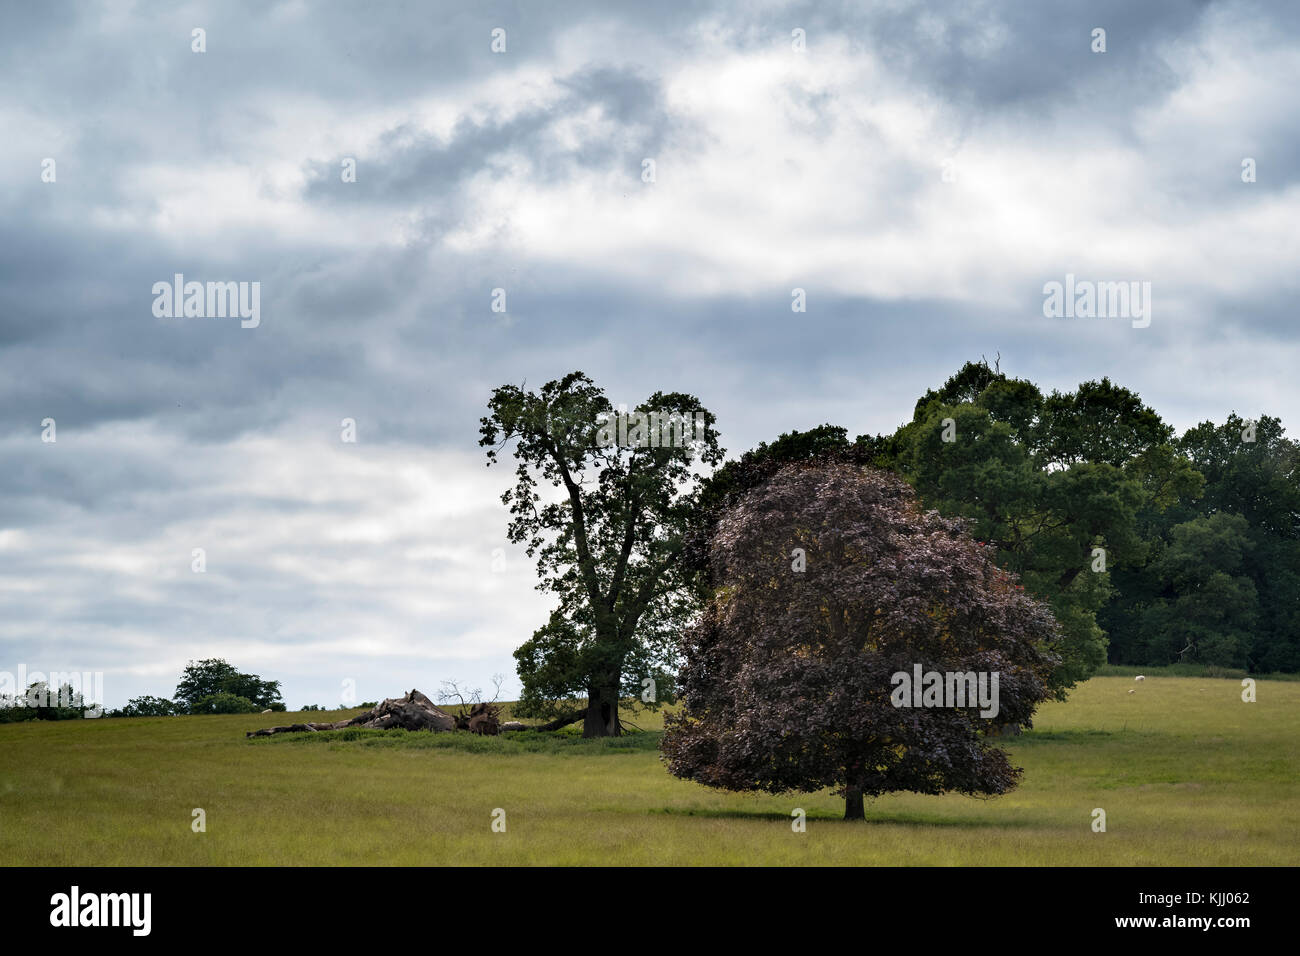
[662,463,1061,820]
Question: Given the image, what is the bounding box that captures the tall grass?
[0,675,1295,865]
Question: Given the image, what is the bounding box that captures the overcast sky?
[3,0,1297,708]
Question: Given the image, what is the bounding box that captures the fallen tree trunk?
[246,690,582,738]
[247,688,456,737]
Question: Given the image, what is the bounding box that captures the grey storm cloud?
[301,65,684,206]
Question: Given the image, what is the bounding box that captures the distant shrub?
[111,696,180,717]
[191,692,260,714]
[0,699,36,723]
[0,682,96,721]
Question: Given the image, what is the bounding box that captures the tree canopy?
[481,371,722,736]
[173,659,283,714]
[664,463,1060,819]
[695,360,1298,680]
[1102,413,1300,670]
[874,363,1202,692]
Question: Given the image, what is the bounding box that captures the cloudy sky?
[3,0,1297,709]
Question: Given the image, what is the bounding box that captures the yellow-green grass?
[1,675,1296,865]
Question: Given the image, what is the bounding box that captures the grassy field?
[1,673,1296,865]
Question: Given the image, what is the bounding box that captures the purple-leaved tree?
[662,462,1061,819]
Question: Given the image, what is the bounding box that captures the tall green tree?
[1105,414,1300,670]
[173,659,282,713]
[692,363,1296,677]
[1179,413,1299,671]
[481,372,722,737]
[1140,514,1259,666]
[878,362,1199,692]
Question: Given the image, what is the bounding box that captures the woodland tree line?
[482,361,1299,738]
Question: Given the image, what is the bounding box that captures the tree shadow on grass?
[648,807,1039,827]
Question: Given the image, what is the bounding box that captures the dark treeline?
[696,360,1300,683]
[0,682,98,722]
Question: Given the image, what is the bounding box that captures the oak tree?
[481,372,722,736]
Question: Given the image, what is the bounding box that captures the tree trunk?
[844,782,865,821]
[582,683,622,738]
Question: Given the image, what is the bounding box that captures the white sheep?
[1127,689,1136,695]
[1134,675,1146,682]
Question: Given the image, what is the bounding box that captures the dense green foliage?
[108,695,181,718]
[877,364,1202,690]
[173,658,283,713]
[0,682,97,722]
[699,361,1298,680]
[1102,413,1300,670]
[481,371,723,736]
[190,691,263,714]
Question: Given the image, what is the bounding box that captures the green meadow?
[1,672,1296,866]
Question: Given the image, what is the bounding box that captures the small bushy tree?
[173,659,282,713]
[113,695,180,717]
[192,692,261,714]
